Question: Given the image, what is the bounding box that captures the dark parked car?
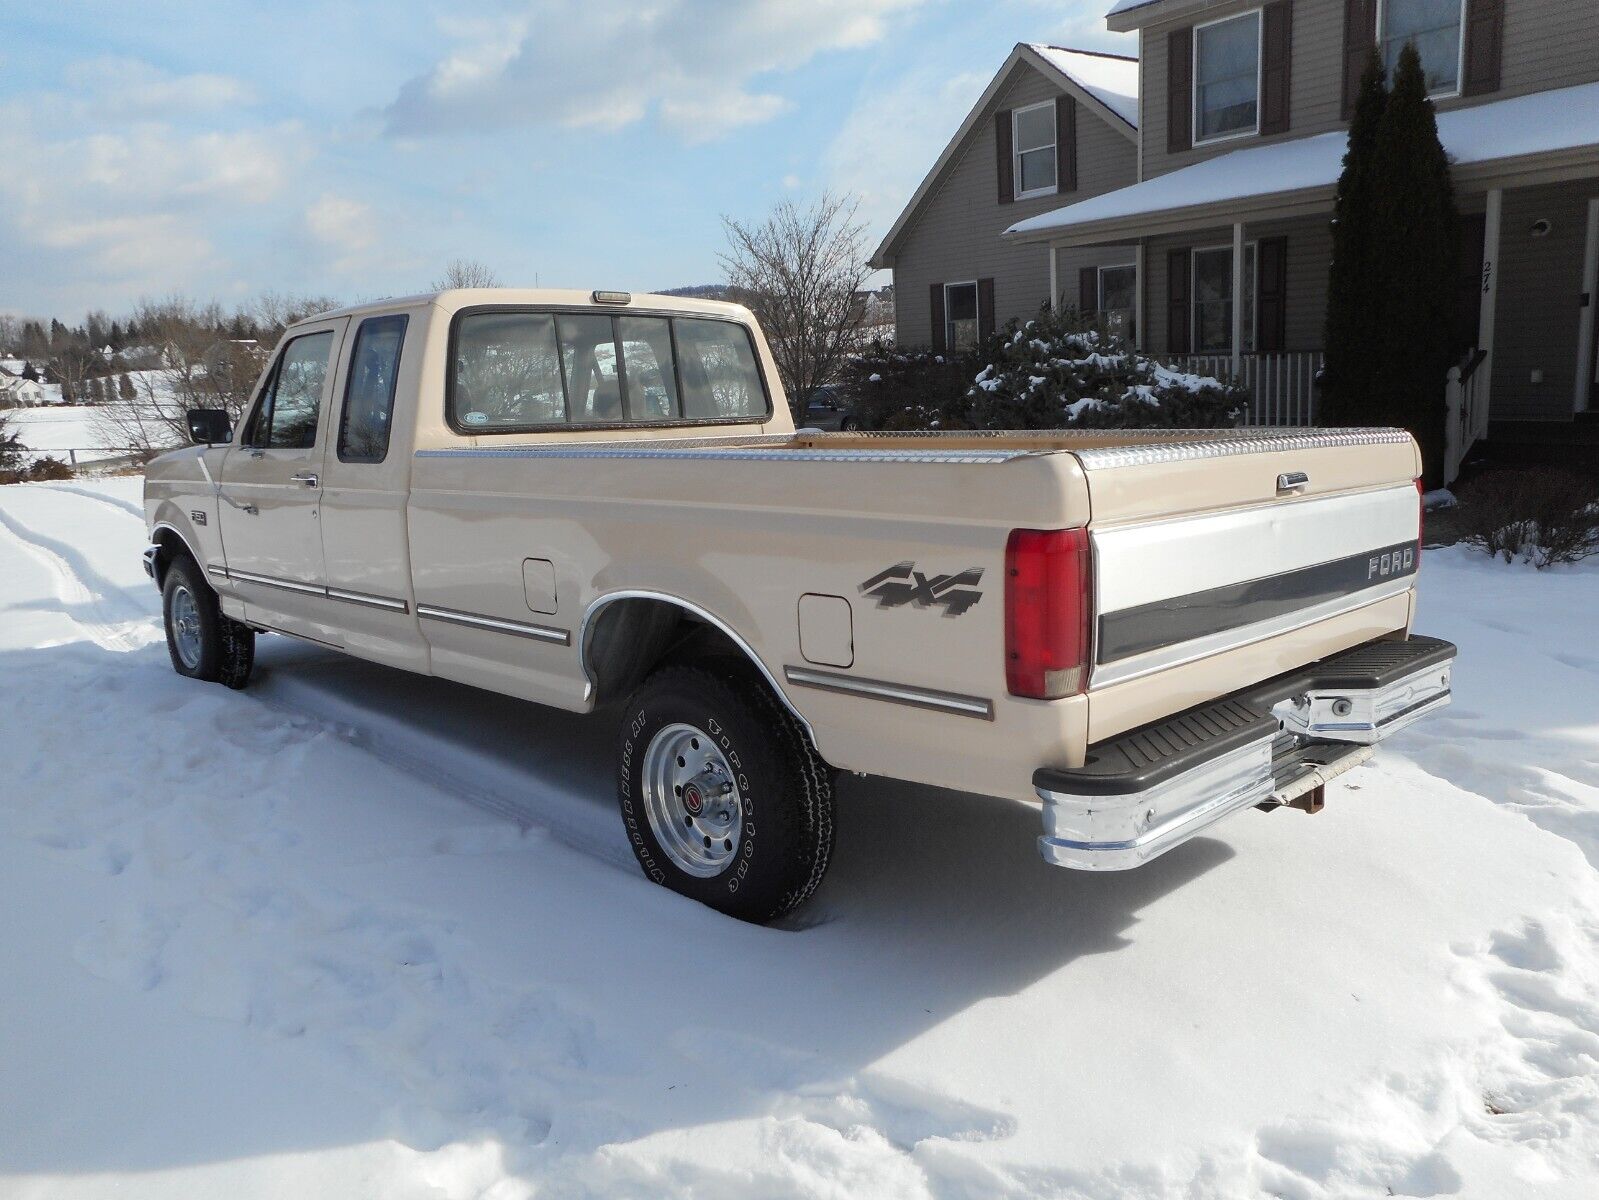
[800,385,857,431]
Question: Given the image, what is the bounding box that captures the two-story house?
[1003,0,1599,475]
[871,44,1141,350]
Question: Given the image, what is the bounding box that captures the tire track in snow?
[0,504,156,652]
[34,482,145,521]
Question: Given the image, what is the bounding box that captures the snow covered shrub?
[840,339,986,431]
[965,307,1245,431]
[23,456,74,482]
[842,309,1244,433]
[1458,469,1599,568]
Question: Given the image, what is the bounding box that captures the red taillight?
[1005,527,1093,699]
[1415,478,1425,566]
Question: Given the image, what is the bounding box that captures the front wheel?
[618,663,834,923]
[162,556,255,689]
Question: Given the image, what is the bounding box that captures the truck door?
[316,311,426,671]
[217,317,348,641]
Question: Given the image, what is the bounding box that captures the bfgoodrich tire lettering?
[618,663,834,923]
[162,556,255,689]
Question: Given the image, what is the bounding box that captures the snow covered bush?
[1458,469,1599,568]
[842,308,1244,432]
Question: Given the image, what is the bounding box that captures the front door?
[218,318,349,639]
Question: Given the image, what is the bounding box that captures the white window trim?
[1376,0,1467,101]
[1192,7,1264,148]
[1097,263,1137,311]
[1191,241,1258,354]
[1012,100,1058,201]
[943,280,980,349]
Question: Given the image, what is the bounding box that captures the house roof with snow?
[870,42,1138,268]
[1005,80,1599,246]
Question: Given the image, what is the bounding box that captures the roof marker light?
[592,290,632,305]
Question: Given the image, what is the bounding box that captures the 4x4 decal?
[859,561,984,618]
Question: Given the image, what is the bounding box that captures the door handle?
[241,503,259,516]
[290,472,320,489]
[1276,471,1309,494]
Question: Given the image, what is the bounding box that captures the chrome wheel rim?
[171,585,202,669]
[641,722,743,878]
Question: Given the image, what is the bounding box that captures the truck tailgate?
[1070,431,1422,743]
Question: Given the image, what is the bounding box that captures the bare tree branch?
[431,259,502,290]
[719,193,872,421]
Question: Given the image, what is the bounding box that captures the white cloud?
[63,57,254,120]
[384,0,924,143]
[823,66,990,244]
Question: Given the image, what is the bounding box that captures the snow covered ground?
[2,476,1597,1199]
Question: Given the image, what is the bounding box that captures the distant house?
[0,372,46,407]
[871,43,1141,350]
[1000,0,1599,476]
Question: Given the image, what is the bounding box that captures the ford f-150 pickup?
[144,289,1456,922]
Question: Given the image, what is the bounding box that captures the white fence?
[1444,349,1489,485]
[1162,351,1324,426]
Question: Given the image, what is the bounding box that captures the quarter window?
[1012,102,1057,199]
[1380,0,1463,96]
[944,282,979,351]
[673,318,767,420]
[1193,245,1257,354]
[338,315,408,462]
[452,312,567,429]
[1194,11,1261,143]
[248,331,334,449]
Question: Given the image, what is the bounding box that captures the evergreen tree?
[1370,43,1459,484]
[119,373,136,402]
[60,378,76,405]
[21,362,40,382]
[1321,50,1387,427]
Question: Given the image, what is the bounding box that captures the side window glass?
[617,315,679,420]
[557,314,623,423]
[265,331,334,449]
[451,312,566,430]
[674,318,767,420]
[339,314,408,461]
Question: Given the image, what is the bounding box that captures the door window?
[250,331,334,449]
[338,315,408,462]
[617,315,680,420]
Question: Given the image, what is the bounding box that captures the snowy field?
[1,476,1597,1199]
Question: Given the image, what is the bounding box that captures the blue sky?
[0,1,1130,319]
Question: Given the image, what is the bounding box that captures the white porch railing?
[1161,351,1324,426]
[1444,349,1490,485]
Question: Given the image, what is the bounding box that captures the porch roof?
[1005,81,1599,247]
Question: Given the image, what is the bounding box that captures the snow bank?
[1,480,1598,1198]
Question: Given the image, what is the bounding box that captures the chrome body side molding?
[783,665,994,720]
[211,567,410,613]
[417,603,569,645]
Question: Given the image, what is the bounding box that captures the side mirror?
[186,408,232,445]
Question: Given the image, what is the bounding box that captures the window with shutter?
[995,110,1014,204]
[1260,2,1293,136]
[1461,0,1504,96]
[1167,249,1192,353]
[1167,28,1193,154]
[1380,0,1466,97]
[1341,0,1378,118]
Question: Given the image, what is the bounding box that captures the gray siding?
[1142,214,1332,355]
[890,60,1138,347]
[1492,180,1595,421]
[1139,0,1599,182]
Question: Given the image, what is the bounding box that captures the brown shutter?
[1167,248,1192,354]
[1056,94,1077,193]
[1462,0,1505,96]
[1167,27,1193,154]
[1257,236,1288,352]
[1079,267,1098,316]
[995,110,1014,204]
[1260,2,1293,136]
[930,284,946,352]
[1341,0,1377,118]
[978,278,996,340]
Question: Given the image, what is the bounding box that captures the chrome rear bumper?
[1036,635,1454,871]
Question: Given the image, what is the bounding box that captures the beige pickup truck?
[144,289,1455,922]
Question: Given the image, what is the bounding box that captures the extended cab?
[145,289,1455,922]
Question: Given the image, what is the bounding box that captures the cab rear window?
[449,310,769,431]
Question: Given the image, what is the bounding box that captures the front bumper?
[142,544,160,582]
[1035,635,1455,871]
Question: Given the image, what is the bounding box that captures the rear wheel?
[162,556,255,689]
[618,663,834,923]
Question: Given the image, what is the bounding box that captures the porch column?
[1574,197,1599,414]
[1477,188,1502,422]
[1134,240,1146,350]
[1230,222,1245,376]
[1048,243,1060,312]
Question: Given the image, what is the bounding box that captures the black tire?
[161,556,255,689]
[618,663,834,923]
[839,416,857,432]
